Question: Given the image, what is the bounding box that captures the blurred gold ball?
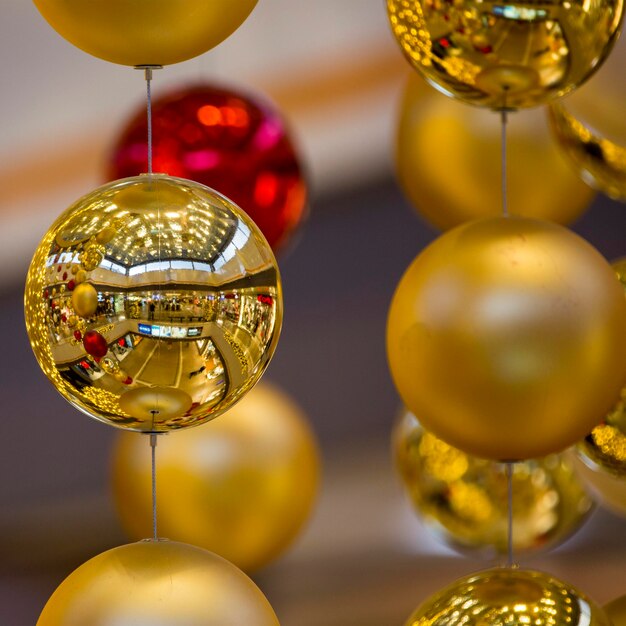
[605,595,626,625]
[387,216,626,460]
[405,568,611,626]
[393,411,593,556]
[33,0,257,66]
[549,31,626,200]
[112,383,320,572]
[549,104,626,201]
[396,75,594,230]
[37,540,280,625]
[25,174,282,432]
[387,0,622,109]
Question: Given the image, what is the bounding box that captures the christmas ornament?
[110,84,307,252]
[396,75,594,229]
[387,216,626,460]
[33,0,257,66]
[37,540,280,625]
[548,30,626,199]
[549,103,626,200]
[387,0,623,109]
[112,383,320,572]
[404,568,611,626]
[393,411,592,556]
[25,174,282,432]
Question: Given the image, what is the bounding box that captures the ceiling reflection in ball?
[387,0,623,109]
[405,568,611,626]
[109,84,307,252]
[393,411,592,557]
[24,174,282,432]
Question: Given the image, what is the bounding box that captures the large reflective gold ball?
[33,0,257,66]
[37,540,280,625]
[605,595,626,625]
[396,75,594,230]
[393,411,593,556]
[24,174,282,432]
[404,568,611,626]
[387,217,626,460]
[112,382,320,572]
[387,0,623,109]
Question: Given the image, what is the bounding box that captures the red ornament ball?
[83,330,108,359]
[109,84,307,252]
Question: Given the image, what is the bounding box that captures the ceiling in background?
[0,0,407,286]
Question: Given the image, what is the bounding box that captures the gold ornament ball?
[37,540,280,626]
[404,568,611,626]
[70,282,98,318]
[25,174,282,432]
[112,382,320,572]
[387,0,623,109]
[396,75,594,230]
[393,411,593,556]
[548,30,626,200]
[387,216,626,460]
[33,0,258,66]
[605,595,626,625]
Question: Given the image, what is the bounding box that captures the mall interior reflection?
[25,175,282,432]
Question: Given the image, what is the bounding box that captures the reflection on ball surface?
[387,0,622,109]
[25,174,282,432]
[405,568,611,626]
[387,217,626,460]
[37,540,280,626]
[393,411,592,556]
[33,0,257,66]
[112,383,320,572]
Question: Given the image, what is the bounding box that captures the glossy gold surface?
[386,217,626,460]
[605,595,626,625]
[112,382,320,572]
[387,0,623,109]
[405,568,611,625]
[33,0,257,66]
[549,103,626,200]
[396,75,594,230]
[25,174,282,432]
[37,540,280,625]
[393,411,592,556]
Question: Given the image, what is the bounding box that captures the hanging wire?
[506,461,514,567]
[150,433,158,540]
[500,108,509,218]
[145,67,154,175]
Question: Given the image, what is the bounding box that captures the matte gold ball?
[37,540,280,625]
[396,75,594,230]
[387,0,623,109]
[387,217,626,460]
[405,568,611,626]
[33,0,258,66]
[25,174,282,432]
[112,382,320,572]
[393,411,593,556]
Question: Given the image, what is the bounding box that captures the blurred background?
[0,1,625,624]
